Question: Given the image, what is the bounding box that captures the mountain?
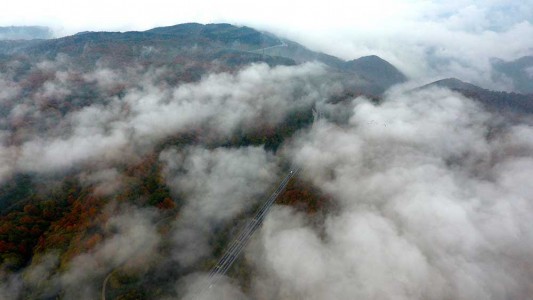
[425,78,485,93]
[0,23,406,95]
[254,38,345,68]
[0,23,291,65]
[491,56,533,94]
[0,23,337,296]
[1,22,531,300]
[254,40,407,94]
[0,26,53,40]
[147,22,280,49]
[344,55,408,92]
[423,77,533,115]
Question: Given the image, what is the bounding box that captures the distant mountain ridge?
[491,56,533,94]
[423,78,533,114]
[0,23,407,95]
[147,23,280,49]
[424,78,485,92]
[345,55,407,90]
[0,26,53,40]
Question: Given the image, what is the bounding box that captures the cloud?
[526,66,533,78]
[0,75,21,176]
[0,57,333,297]
[0,273,22,300]
[247,1,533,90]
[124,62,325,143]
[7,65,526,299]
[162,146,279,225]
[78,168,125,196]
[179,273,249,300]
[241,87,533,299]
[160,145,279,267]
[58,206,160,299]
[1,14,532,297]
[21,253,61,299]
[0,139,15,183]
[0,77,21,106]
[0,61,330,183]
[0,205,161,299]
[302,20,533,91]
[17,130,130,173]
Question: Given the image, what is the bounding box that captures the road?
[101,212,177,300]
[101,270,115,300]
[101,168,298,298]
[206,109,321,288]
[207,167,299,286]
[250,38,288,54]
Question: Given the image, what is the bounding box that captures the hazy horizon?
[2,0,533,90]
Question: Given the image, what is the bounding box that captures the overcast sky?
[2,0,533,87]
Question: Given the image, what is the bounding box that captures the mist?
[0,60,332,183]
[0,206,161,300]
[233,87,533,299]
[0,57,333,299]
[160,145,279,267]
[0,14,532,298]
[2,60,533,299]
[2,1,532,91]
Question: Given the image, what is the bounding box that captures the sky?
[2,0,533,87]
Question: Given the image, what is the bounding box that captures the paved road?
[207,167,299,286]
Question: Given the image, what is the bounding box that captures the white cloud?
[526,66,533,78]
[161,145,279,267]
[245,87,533,299]
[0,62,330,181]
[180,273,249,300]
[0,132,16,183]
[59,207,160,299]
